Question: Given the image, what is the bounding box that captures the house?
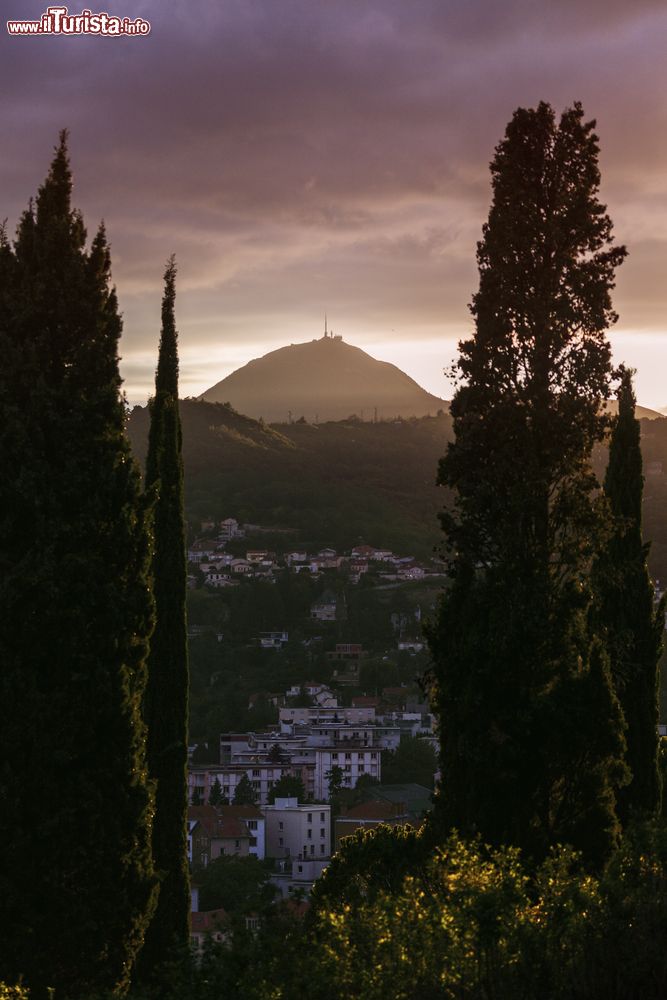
[366,783,433,824]
[258,631,289,649]
[190,908,229,954]
[269,857,329,900]
[310,590,340,621]
[264,797,331,862]
[187,539,223,563]
[219,517,244,540]
[370,548,393,562]
[223,804,266,858]
[351,696,380,710]
[246,550,269,563]
[326,643,365,662]
[398,638,425,653]
[190,812,251,866]
[286,551,308,567]
[350,544,376,559]
[279,705,375,727]
[205,571,235,588]
[334,799,409,850]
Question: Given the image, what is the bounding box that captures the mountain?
[605,400,663,420]
[199,334,448,422]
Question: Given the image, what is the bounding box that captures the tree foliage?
[138,258,191,983]
[426,102,628,867]
[233,775,257,806]
[381,736,438,789]
[197,856,275,915]
[594,368,664,822]
[0,134,157,997]
[268,774,306,804]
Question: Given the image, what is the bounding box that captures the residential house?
[190,909,229,955]
[334,799,409,851]
[264,797,331,862]
[310,590,339,621]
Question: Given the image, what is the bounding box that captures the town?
[185,517,441,947]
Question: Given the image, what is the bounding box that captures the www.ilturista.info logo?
[7,6,150,35]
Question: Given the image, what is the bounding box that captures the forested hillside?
[129,400,667,581]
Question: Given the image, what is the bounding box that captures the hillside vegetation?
[129,400,667,581]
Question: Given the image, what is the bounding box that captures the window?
[279,821,283,830]
[298,864,303,873]
[252,769,261,777]
[320,828,325,838]
[320,845,325,855]
[320,812,325,822]
[235,840,240,848]
[332,753,339,761]
[345,753,351,760]
[307,813,312,822]
[307,829,312,839]
[248,820,257,830]
[371,753,377,760]
[250,837,257,847]
[279,837,284,847]
[310,845,315,856]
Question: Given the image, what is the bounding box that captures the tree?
[234,775,258,806]
[268,774,306,804]
[209,777,226,807]
[325,765,345,805]
[137,259,190,983]
[426,102,628,867]
[192,787,204,806]
[0,134,157,997]
[594,368,664,822]
[381,736,438,789]
[197,856,275,914]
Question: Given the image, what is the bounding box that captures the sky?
[2,0,667,407]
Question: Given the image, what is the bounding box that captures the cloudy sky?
[3,0,667,406]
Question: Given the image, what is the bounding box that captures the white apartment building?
[264,797,331,861]
[313,747,381,799]
[270,858,329,899]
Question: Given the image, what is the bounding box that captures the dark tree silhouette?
[594,367,664,822]
[0,133,157,997]
[426,102,628,867]
[138,259,191,985]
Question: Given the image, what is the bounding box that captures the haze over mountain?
[199,333,448,423]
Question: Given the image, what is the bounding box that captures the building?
[310,590,339,621]
[189,811,251,866]
[219,517,244,540]
[269,857,329,899]
[190,909,229,955]
[264,797,331,861]
[334,799,409,851]
[313,747,380,798]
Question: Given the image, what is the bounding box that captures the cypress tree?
[0,134,157,996]
[137,258,190,983]
[595,368,663,821]
[425,103,629,867]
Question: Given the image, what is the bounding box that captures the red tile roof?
[191,908,228,933]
